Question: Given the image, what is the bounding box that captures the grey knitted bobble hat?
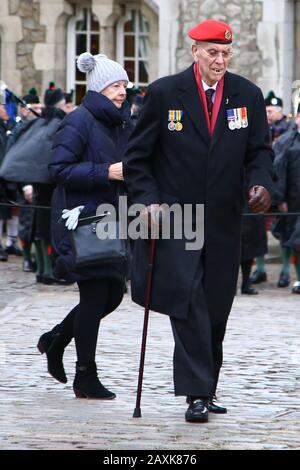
[77,52,129,93]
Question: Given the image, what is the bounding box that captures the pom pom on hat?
[28,87,38,96]
[77,52,97,73]
[44,82,65,107]
[77,52,129,93]
[22,87,40,104]
[188,19,233,44]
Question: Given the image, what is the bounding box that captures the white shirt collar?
[202,80,218,92]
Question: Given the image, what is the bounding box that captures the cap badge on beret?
[271,98,278,105]
[225,30,231,40]
[188,19,233,44]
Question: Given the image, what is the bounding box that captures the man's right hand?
[108,162,123,181]
[140,204,163,228]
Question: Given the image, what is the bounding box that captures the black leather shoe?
[5,244,23,256]
[186,395,227,414]
[185,398,209,423]
[36,274,56,285]
[0,246,8,261]
[277,271,290,288]
[292,282,300,294]
[53,277,75,286]
[207,396,227,414]
[241,284,258,295]
[250,270,267,284]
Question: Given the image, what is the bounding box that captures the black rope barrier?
[243,212,300,217]
[0,201,299,217]
[0,201,51,211]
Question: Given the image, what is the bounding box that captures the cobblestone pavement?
[0,257,299,450]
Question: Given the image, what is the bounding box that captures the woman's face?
[101,81,128,108]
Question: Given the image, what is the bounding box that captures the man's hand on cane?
[140,204,164,237]
[248,185,271,214]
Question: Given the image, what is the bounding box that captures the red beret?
[188,19,233,44]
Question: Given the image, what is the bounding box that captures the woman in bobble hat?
[37,52,131,399]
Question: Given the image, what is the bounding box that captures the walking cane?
[133,212,160,418]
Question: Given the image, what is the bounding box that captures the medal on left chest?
[226,107,248,130]
[168,110,183,132]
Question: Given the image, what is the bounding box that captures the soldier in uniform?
[272,102,300,294]
[124,19,274,422]
[265,91,293,144]
[251,92,295,287]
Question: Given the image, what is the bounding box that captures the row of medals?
[228,119,248,130]
[168,120,183,131]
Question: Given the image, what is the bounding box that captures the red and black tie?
[205,88,215,120]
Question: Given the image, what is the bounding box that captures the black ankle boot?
[241,281,258,295]
[73,362,116,399]
[37,326,67,384]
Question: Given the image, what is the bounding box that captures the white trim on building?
[258,0,294,113]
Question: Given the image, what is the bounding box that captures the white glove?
[61,206,84,230]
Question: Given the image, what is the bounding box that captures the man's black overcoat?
[124,65,274,324]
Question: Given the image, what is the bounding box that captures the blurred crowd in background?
[0,81,299,294]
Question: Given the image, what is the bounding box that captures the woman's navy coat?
[50,91,131,283]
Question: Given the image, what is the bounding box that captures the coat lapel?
[177,65,211,146]
[210,72,240,151]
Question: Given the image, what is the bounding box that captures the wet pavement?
[0,256,299,450]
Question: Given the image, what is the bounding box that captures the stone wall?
[9,0,46,95]
[176,0,263,86]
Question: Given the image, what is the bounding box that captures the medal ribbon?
[241,107,247,121]
[234,108,240,123]
[227,109,235,125]
[168,110,175,121]
[176,110,182,121]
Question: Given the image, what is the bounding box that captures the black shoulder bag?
[63,188,127,268]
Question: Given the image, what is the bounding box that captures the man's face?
[62,102,76,114]
[192,42,232,86]
[266,106,283,125]
[20,103,42,120]
[30,103,42,116]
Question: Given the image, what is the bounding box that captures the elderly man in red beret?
[124,19,274,422]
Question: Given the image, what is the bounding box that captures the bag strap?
[77,213,108,226]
